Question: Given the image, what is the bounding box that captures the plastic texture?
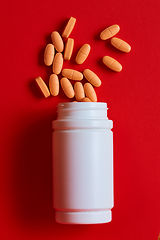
[52,102,113,224]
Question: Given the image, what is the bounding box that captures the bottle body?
[52,102,113,224]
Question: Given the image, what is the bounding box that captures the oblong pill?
[62,69,83,81]
[83,69,101,87]
[51,31,64,53]
[62,17,76,38]
[110,37,131,52]
[81,97,91,102]
[64,38,74,60]
[84,83,97,102]
[52,53,63,74]
[35,76,50,98]
[44,44,55,66]
[60,77,74,98]
[100,24,120,40]
[49,74,59,96]
[74,82,85,101]
[102,56,122,72]
[75,44,91,64]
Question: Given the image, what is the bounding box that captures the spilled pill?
[75,44,91,64]
[44,44,55,66]
[84,83,97,102]
[62,69,83,81]
[111,37,131,52]
[60,77,74,98]
[49,74,59,96]
[74,82,85,101]
[62,17,76,38]
[35,77,50,98]
[52,53,63,74]
[100,24,120,40]
[81,97,91,102]
[64,38,74,60]
[83,69,101,87]
[51,31,64,53]
[102,56,122,72]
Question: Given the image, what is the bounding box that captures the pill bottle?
[52,102,113,224]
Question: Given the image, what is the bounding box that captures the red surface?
[0,0,160,239]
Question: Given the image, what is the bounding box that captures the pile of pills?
[35,17,131,102]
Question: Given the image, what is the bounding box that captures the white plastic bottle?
[52,102,113,224]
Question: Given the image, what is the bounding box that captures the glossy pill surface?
[83,69,101,87]
[52,53,63,74]
[49,74,59,96]
[74,82,85,101]
[35,77,50,98]
[84,83,97,102]
[51,31,64,53]
[100,24,120,40]
[62,17,76,38]
[62,69,83,81]
[60,77,74,98]
[64,38,74,60]
[102,56,122,72]
[111,37,131,52]
[81,97,91,102]
[44,44,55,66]
[75,44,91,64]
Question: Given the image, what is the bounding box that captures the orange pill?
[74,82,85,101]
[100,24,120,40]
[83,69,101,87]
[75,44,91,64]
[102,56,122,72]
[60,77,74,98]
[84,83,97,102]
[44,44,55,66]
[64,38,74,60]
[35,76,50,98]
[62,17,76,38]
[49,74,59,96]
[52,53,63,74]
[51,31,64,53]
[81,97,91,102]
[110,37,131,52]
[62,69,83,81]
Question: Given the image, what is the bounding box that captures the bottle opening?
[58,102,107,110]
[57,102,108,120]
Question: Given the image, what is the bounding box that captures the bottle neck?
[57,102,108,120]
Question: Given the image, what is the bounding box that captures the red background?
[0,0,160,239]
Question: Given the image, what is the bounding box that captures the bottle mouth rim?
[53,102,113,130]
[57,102,108,110]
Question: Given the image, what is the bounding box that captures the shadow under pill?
[93,30,101,42]
[96,57,110,71]
[38,47,46,67]
[28,78,44,99]
[54,18,69,36]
